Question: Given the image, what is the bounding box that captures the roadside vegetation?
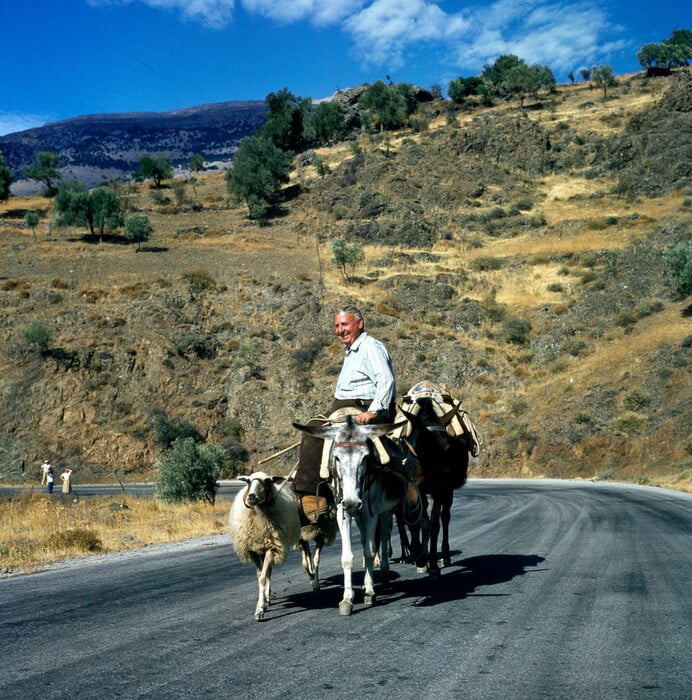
[0,492,227,573]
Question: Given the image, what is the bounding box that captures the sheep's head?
[238,471,284,508]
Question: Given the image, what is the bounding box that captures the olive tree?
[135,154,172,187]
[226,135,293,219]
[54,182,124,242]
[124,213,153,250]
[0,152,12,200]
[155,437,225,504]
[22,151,61,195]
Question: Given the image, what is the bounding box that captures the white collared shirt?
[334,332,395,414]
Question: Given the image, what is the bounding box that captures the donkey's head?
[293,416,395,515]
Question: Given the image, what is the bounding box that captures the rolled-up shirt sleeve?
[334,333,396,414]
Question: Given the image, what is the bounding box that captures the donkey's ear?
[293,421,341,440]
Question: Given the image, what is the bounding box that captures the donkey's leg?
[428,499,442,579]
[439,492,453,567]
[361,511,380,606]
[337,504,355,615]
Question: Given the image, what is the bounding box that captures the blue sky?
[0,0,688,135]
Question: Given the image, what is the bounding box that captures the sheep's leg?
[299,540,316,586]
[311,535,324,592]
[337,504,354,616]
[255,550,274,621]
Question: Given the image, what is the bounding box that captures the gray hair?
[335,305,364,322]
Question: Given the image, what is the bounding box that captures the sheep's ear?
[271,476,285,484]
[237,475,251,484]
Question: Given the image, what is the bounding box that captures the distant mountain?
[0,101,268,192]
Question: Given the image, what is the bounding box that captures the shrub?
[23,321,53,351]
[53,528,103,552]
[665,241,692,298]
[155,437,225,504]
[181,268,216,291]
[470,256,504,271]
[623,389,651,411]
[504,317,532,345]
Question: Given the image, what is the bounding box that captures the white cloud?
[87,0,236,28]
[86,0,625,75]
[240,0,363,26]
[454,1,622,74]
[344,0,469,67]
[0,112,49,137]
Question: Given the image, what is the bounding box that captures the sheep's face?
[239,471,278,508]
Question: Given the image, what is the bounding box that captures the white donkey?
[294,415,412,616]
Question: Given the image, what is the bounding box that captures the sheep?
[229,471,302,621]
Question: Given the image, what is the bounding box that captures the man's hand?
[354,411,377,425]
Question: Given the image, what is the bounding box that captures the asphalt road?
[1,480,690,700]
[0,481,243,500]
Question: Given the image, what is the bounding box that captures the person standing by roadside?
[46,468,54,494]
[60,468,73,494]
[40,460,52,485]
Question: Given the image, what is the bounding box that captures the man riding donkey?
[293,305,419,524]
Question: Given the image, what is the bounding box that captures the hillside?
[0,71,690,492]
[0,101,267,191]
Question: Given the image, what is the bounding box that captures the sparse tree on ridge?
[24,211,40,241]
[307,100,347,145]
[54,182,124,242]
[135,153,172,188]
[124,213,153,251]
[361,80,407,131]
[637,28,692,74]
[226,135,293,219]
[22,151,61,196]
[189,154,205,173]
[591,65,617,97]
[579,68,591,81]
[0,152,12,200]
[260,87,311,153]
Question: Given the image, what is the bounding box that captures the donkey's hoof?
[363,593,376,607]
[339,599,354,616]
[438,557,451,568]
[416,564,429,574]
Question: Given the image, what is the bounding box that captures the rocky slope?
[0,71,690,491]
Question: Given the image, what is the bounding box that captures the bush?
[155,438,225,504]
[504,317,532,345]
[665,241,692,298]
[23,321,53,351]
[53,528,103,552]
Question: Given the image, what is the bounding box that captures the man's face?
[334,312,364,347]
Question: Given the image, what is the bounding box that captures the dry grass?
[0,493,229,573]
